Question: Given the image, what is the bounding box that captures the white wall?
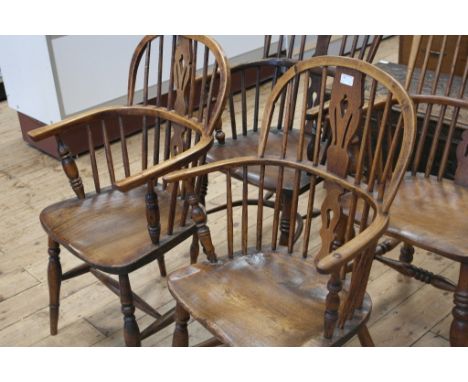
[0,35,62,123]
[50,35,143,117]
[0,35,272,123]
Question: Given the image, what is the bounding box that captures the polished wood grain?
[169,251,372,346]
[386,174,468,262]
[164,55,416,347]
[40,185,195,273]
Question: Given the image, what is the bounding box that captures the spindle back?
[404,36,468,98]
[224,36,383,144]
[401,36,468,179]
[256,56,415,328]
[127,35,230,139]
[263,35,331,59]
[337,35,382,62]
[226,58,296,140]
[263,35,382,62]
[410,95,468,183]
[258,56,415,213]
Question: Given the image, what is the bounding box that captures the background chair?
[372,95,468,346]
[403,35,467,99]
[369,36,468,345]
[205,35,383,247]
[163,55,415,346]
[263,35,382,61]
[27,35,230,346]
[371,35,467,259]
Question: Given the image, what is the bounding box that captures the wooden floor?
[0,36,457,346]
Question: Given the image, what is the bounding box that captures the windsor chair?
[371,95,468,346]
[205,35,383,247]
[364,36,467,262]
[27,35,230,346]
[163,56,416,347]
[364,37,468,346]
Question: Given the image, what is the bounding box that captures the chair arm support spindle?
[316,214,389,274]
[185,180,217,263]
[57,137,85,199]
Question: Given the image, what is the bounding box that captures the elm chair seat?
[168,250,372,347]
[41,186,194,274]
[387,174,468,262]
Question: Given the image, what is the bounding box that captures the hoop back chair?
[372,95,468,346]
[163,56,416,346]
[27,35,230,346]
[205,35,383,247]
[370,36,468,346]
[375,35,467,258]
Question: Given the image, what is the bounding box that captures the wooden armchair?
[371,95,468,346]
[367,36,468,346]
[163,56,415,346]
[366,35,467,259]
[205,35,383,247]
[27,35,230,346]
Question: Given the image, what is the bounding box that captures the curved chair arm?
[411,94,468,109]
[164,156,374,197]
[27,105,209,142]
[114,136,212,192]
[316,213,389,274]
[164,156,259,183]
[28,105,213,194]
[28,105,126,142]
[164,156,388,273]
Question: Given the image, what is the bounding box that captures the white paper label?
[340,73,354,87]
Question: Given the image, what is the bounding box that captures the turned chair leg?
[157,256,167,277]
[399,242,414,264]
[190,233,200,264]
[119,274,141,347]
[357,325,375,347]
[173,302,190,347]
[450,263,468,346]
[48,237,62,336]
